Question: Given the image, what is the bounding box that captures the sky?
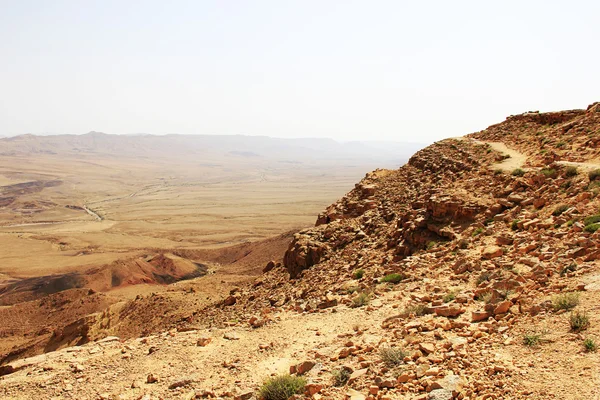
[0,0,599,142]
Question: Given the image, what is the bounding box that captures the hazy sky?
[1,1,598,142]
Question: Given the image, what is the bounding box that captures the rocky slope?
[1,104,600,399]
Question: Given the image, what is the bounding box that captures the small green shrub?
[472,227,484,236]
[443,291,456,303]
[476,271,491,285]
[512,168,525,177]
[523,333,542,347]
[494,169,503,175]
[565,166,578,177]
[351,292,370,308]
[541,168,557,178]
[381,273,405,284]
[584,223,600,233]
[583,215,600,226]
[379,346,407,366]
[332,368,351,387]
[552,292,580,311]
[404,304,426,316]
[511,220,520,231]
[552,204,569,216]
[588,169,600,181]
[259,375,306,400]
[570,311,590,332]
[426,241,437,250]
[584,337,597,352]
[352,269,365,279]
[556,141,566,148]
[475,292,493,303]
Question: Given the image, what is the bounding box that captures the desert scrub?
[523,333,542,347]
[332,368,351,387]
[259,375,306,400]
[379,346,407,366]
[584,223,600,233]
[475,292,493,304]
[494,168,503,175]
[552,204,569,216]
[381,273,405,284]
[404,304,427,316]
[472,227,484,236]
[584,337,597,352]
[560,263,577,276]
[570,311,590,332]
[511,220,520,231]
[583,215,600,226]
[443,291,456,303]
[552,292,580,311]
[541,168,557,178]
[565,166,578,177]
[352,269,365,279]
[512,168,525,177]
[351,292,370,308]
[588,169,600,181]
[476,271,491,285]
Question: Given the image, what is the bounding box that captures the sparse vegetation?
[584,215,600,226]
[351,292,370,308]
[259,375,306,400]
[511,220,520,231]
[494,168,503,175]
[379,346,407,366]
[472,227,484,236]
[584,223,600,233]
[541,168,557,178]
[404,304,427,316]
[584,337,597,352]
[512,168,525,177]
[552,204,569,216]
[332,368,351,387]
[560,263,577,276]
[352,269,365,279]
[476,292,493,303]
[523,333,542,347]
[552,292,580,311]
[588,169,600,181]
[565,166,578,177]
[476,271,492,285]
[381,273,405,284]
[443,291,456,303]
[570,311,590,332]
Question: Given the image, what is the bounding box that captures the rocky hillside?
[1,104,600,399]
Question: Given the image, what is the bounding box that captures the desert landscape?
[0,132,421,366]
[0,104,599,400]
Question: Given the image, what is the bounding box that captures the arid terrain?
[0,133,420,366]
[1,104,600,400]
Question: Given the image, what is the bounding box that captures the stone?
[471,311,492,322]
[147,374,158,384]
[482,246,503,259]
[419,343,436,354]
[197,336,212,346]
[263,260,276,273]
[224,331,240,340]
[224,295,237,306]
[493,300,512,315]
[295,360,316,375]
[345,388,366,400]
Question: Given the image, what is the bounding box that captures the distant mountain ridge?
[0,132,427,166]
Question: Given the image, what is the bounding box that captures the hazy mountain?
[0,132,427,167]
